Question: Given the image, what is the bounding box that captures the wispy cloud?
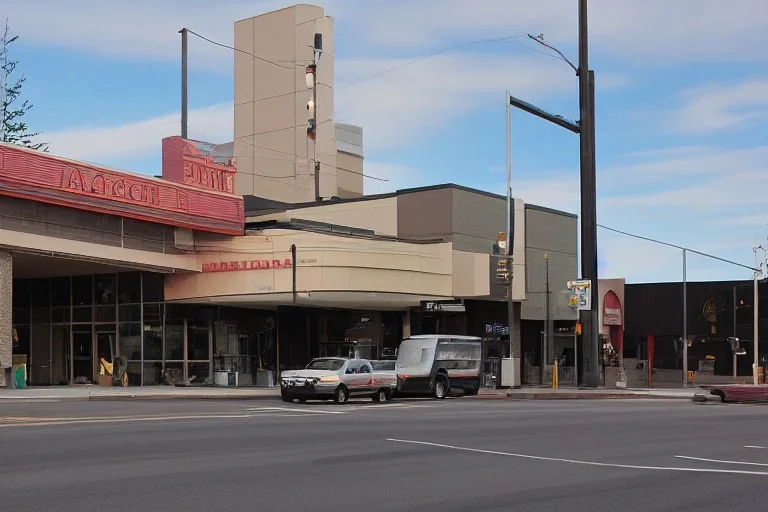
[5,0,768,67]
[44,103,232,161]
[667,77,768,134]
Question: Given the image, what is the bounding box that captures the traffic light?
[307,119,316,140]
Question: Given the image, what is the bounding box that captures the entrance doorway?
[73,327,92,383]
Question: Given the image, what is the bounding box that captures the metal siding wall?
[521,208,578,321]
[396,189,453,239]
[450,188,506,253]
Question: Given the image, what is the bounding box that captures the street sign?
[566,279,592,311]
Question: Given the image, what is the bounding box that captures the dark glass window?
[72,276,92,306]
[142,273,164,303]
[73,306,92,323]
[118,305,141,323]
[94,274,116,305]
[165,321,184,360]
[30,278,50,307]
[12,279,30,307]
[144,304,163,361]
[118,272,141,304]
[50,277,70,307]
[187,320,209,361]
[119,323,142,360]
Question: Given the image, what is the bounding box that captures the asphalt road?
[2,397,768,511]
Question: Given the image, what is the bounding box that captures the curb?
[473,393,693,400]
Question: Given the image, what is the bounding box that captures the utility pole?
[307,33,323,202]
[544,253,552,384]
[506,89,521,387]
[578,0,600,387]
[682,249,688,386]
[179,28,188,139]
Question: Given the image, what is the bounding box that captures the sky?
[4,0,768,285]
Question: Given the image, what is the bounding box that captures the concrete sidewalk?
[0,385,282,401]
[0,385,703,402]
[477,386,701,400]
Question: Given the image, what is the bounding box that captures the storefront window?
[30,278,50,307]
[117,272,141,304]
[119,323,141,360]
[143,362,163,385]
[50,277,70,306]
[165,321,184,361]
[143,303,163,360]
[187,362,210,384]
[187,320,209,361]
[72,275,92,306]
[142,272,164,303]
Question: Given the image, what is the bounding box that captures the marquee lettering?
[201,258,293,273]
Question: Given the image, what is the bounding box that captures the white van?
[395,335,482,399]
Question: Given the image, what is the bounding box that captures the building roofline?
[244,183,577,218]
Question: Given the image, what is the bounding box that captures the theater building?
[0,4,579,388]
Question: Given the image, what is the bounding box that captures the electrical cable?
[185,29,294,70]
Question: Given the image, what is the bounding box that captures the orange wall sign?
[202,259,293,272]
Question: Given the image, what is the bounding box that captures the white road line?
[386,438,768,476]
[245,407,346,414]
[676,455,768,467]
[744,445,768,449]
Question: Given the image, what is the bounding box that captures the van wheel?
[373,389,388,403]
[334,386,349,404]
[434,375,449,399]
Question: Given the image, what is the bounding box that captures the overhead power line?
[186,29,295,70]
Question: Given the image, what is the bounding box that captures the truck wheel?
[334,386,349,404]
[281,392,294,403]
[373,389,388,403]
[434,375,449,399]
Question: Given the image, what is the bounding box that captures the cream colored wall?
[234,5,337,203]
[246,196,398,236]
[165,229,453,301]
[452,250,491,298]
[335,151,363,198]
[0,228,199,272]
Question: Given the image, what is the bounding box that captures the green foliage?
[1,19,47,152]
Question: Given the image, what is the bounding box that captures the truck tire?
[434,375,449,399]
[334,385,349,404]
[373,388,388,403]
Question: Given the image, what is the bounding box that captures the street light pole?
[754,268,760,385]
[505,89,521,387]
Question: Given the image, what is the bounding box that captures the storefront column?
[402,309,411,338]
[0,251,12,387]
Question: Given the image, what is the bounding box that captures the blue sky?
[5,0,768,285]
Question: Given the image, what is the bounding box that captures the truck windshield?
[305,359,345,371]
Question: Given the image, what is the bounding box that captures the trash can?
[12,365,27,389]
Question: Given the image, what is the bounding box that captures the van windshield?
[397,339,428,366]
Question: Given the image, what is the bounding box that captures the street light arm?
[527,33,579,75]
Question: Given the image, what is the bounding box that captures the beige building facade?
[234,4,362,202]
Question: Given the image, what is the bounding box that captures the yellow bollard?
[553,359,559,389]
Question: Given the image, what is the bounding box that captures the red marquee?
[0,143,244,235]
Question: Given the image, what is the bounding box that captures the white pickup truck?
[280,357,397,404]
